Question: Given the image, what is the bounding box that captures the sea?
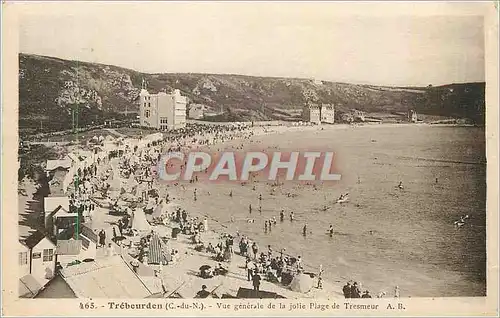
[171,125,487,297]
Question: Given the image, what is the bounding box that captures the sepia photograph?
[2,1,499,316]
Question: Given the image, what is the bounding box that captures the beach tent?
[289,273,314,293]
[148,233,168,265]
[125,175,138,191]
[106,174,122,191]
[152,204,164,219]
[131,208,151,232]
[145,198,156,211]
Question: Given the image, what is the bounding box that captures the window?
[145,110,150,118]
[19,252,28,265]
[148,103,151,107]
[43,249,54,262]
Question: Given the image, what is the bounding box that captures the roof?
[35,274,77,298]
[44,196,70,213]
[46,159,72,171]
[24,231,54,249]
[60,256,154,298]
[52,205,74,218]
[80,223,98,243]
[56,240,82,255]
[19,275,43,298]
[19,240,29,251]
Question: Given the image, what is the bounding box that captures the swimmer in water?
[328,225,334,237]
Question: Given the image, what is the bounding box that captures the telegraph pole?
[74,62,80,240]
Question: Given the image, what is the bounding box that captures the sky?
[18,2,486,87]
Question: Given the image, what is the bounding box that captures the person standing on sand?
[280,210,285,222]
[290,212,294,221]
[328,225,334,237]
[317,265,324,289]
[112,227,118,242]
[252,242,259,260]
[98,229,106,248]
[343,282,352,298]
[246,258,255,281]
[252,270,261,292]
[303,224,308,236]
[351,282,361,298]
[249,204,252,214]
[394,286,400,298]
[280,248,286,260]
[204,218,208,232]
[117,219,123,236]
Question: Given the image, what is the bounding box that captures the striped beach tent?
[148,234,167,265]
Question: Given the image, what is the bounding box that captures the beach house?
[43,196,70,234]
[23,231,57,286]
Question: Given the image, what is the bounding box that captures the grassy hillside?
[19,53,485,134]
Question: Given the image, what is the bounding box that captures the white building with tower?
[139,81,187,130]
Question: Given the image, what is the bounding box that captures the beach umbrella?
[152,204,164,218]
[289,273,314,293]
